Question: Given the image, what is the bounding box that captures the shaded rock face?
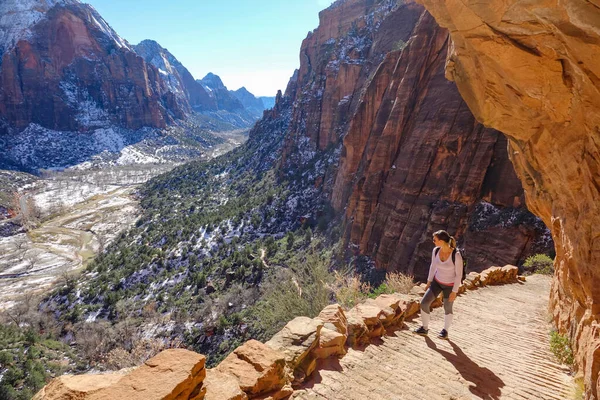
[231,87,266,119]
[416,0,600,397]
[331,9,551,278]
[272,0,552,279]
[0,1,183,134]
[134,39,217,112]
[282,0,419,161]
[200,73,245,113]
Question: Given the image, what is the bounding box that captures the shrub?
[384,272,414,294]
[368,283,391,299]
[250,253,333,339]
[105,338,173,370]
[572,377,584,400]
[286,232,295,250]
[549,330,574,366]
[523,254,554,275]
[329,272,371,309]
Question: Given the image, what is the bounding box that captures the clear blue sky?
[85,0,335,96]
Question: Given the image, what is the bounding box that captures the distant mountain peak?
[235,87,252,95]
[135,39,175,56]
[136,39,161,49]
[133,40,216,112]
[200,73,227,91]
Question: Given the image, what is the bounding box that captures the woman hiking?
[413,230,463,340]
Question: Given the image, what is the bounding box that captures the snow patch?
[60,80,110,128]
[0,0,71,53]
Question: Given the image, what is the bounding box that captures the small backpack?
[435,247,468,282]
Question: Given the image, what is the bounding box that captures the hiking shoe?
[438,329,448,340]
[413,326,429,336]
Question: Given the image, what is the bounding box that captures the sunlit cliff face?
[416,0,600,397]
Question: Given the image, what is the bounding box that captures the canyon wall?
[277,0,551,279]
[416,0,600,397]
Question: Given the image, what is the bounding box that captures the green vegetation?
[367,272,414,299]
[0,323,80,400]
[549,330,574,366]
[329,272,371,309]
[249,244,335,341]
[39,102,349,370]
[523,253,554,275]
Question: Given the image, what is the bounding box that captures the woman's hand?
[449,292,457,302]
[425,281,431,291]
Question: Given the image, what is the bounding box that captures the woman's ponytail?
[449,236,457,249]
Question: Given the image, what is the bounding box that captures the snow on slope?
[0,0,73,52]
[0,0,131,55]
[87,6,131,51]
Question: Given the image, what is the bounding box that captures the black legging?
[420,279,454,315]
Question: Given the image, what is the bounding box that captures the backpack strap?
[434,247,440,257]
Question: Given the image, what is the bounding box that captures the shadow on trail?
[425,337,505,400]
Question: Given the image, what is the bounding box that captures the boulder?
[100,349,207,400]
[265,317,323,385]
[479,267,498,286]
[501,265,519,281]
[252,385,294,400]
[365,293,413,327]
[203,369,247,400]
[347,304,385,338]
[317,304,348,336]
[463,272,481,289]
[396,295,421,320]
[345,312,370,347]
[216,340,287,398]
[34,349,207,400]
[312,327,347,359]
[410,285,426,297]
[32,373,125,400]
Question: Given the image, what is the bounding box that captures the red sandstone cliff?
[332,10,547,278]
[277,0,551,280]
[416,1,600,397]
[0,0,184,134]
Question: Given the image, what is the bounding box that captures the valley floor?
[0,186,138,310]
[0,129,248,311]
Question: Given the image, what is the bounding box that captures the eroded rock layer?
[416,0,600,397]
